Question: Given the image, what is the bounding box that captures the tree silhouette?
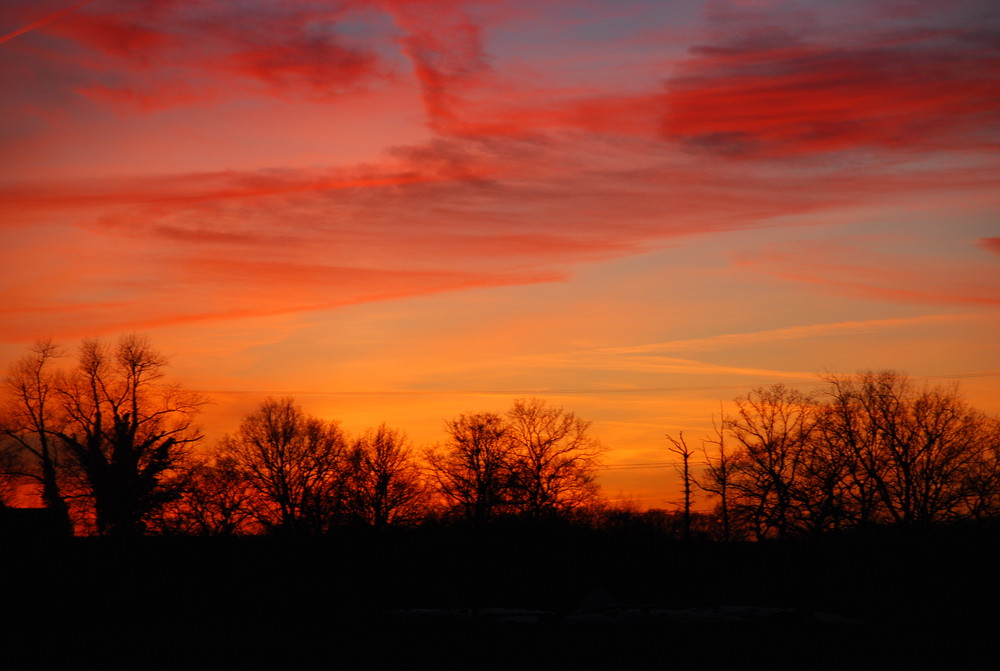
[723,384,817,539]
[506,398,606,518]
[0,436,20,506]
[427,412,515,524]
[666,431,696,540]
[221,397,350,534]
[699,410,735,542]
[428,401,606,523]
[49,335,203,536]
[821,371,995,526]
[1,340,73,534]
[153,452,258,535]
[695,372,1000,538]
[348,424,427,528]
[960,416,1000,520]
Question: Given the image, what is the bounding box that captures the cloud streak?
[0,0,93,44]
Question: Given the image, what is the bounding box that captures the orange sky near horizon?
[2,0,999,509]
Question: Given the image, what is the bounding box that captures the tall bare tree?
[1,340,73,533]
[50,334,203,536]
[724,384,818,539]
[506,398,606,518]
[666,431,696,540]
[699,410,734,542]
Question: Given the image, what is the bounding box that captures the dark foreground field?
[3,524,997,669]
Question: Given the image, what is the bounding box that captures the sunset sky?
[2,0,999,508]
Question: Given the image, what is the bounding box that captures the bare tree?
[724,384,818,539]
[0,434,22,506]
[699,410,735,542]
[821,371,993,527]
[221,397,350,534]
[505,398,606,518]
[696,372,1000,538]
[152,452,258,535]
[48,334,203,536]
[1,340,73,533]
[426,412,515,524]
[959,416,1000,520]
[665,431,696,540]
[348,424,427,528]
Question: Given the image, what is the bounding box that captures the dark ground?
[2,523,997,669]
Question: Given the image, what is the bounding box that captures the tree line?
[674,373,1000,540]
[2,334,999,538]
[0,335,605,536]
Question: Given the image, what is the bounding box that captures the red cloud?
[979,237,1000,257]
[50,12,174,61]
[384,2,669,140]
[226,38,374,94]
[35,1,386,109]
[387,2,493,133]
[663,28,1000,157]
[0,168,458,214]
[0,0,95,44]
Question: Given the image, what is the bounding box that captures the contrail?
[0,0,95,45]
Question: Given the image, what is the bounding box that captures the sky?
[2,0,999,508]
